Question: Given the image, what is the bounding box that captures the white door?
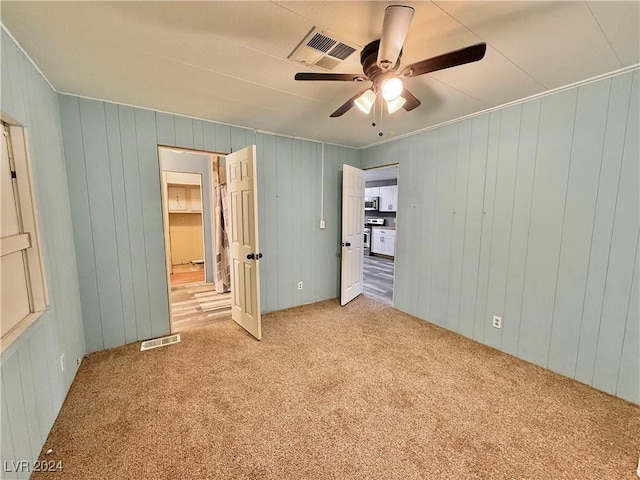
[226,145,262,339]
[340,164,365,306]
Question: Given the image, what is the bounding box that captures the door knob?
[247,253,255,260]
[340,242,351,247]
[256,253,263,259]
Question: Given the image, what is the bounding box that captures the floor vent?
[140,334,181,351]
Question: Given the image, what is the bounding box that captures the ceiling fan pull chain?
[379,97,384,137]
[371,97,377,127]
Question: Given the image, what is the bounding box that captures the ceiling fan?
[294,5,487,118]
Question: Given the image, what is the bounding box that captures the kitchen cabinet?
[378,185,398,212]
[365,187,380,197]
[168,184,202,213]
[371,229,396,257]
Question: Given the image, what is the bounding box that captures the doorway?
[165,172,205,285]
[363,164,398,305]
[159,147,232,333]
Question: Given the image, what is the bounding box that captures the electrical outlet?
[297,281,303,290]
[60,353,65,373]
[319,220,326,229]
[77,357,81,367]
[492,316,502,329]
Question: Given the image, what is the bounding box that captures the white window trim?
[1,122,49,352]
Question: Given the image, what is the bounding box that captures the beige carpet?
[33,296,638,479]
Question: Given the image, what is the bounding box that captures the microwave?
[364,196,379,211]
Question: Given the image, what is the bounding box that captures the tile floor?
[363,253,394,305]
[170,282,232,332]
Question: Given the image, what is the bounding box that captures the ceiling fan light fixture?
[354,89,376,114]
[386,96,406,114]
[381,77,403,101]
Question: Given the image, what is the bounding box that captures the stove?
[365,218,385,227]
[364,218,384,251]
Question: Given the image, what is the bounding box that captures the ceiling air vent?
[328,43,356,61]
[307,32,336,53]
[289,27,359,71]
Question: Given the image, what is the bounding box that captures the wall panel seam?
[515,101,542,356]
[14,355,37,459]
[481,113,502,342]
[78,99,106,350]
[546,90,580,367]
[472,117,492,339]
[428,130,441,321]
[500,106,523,350]
[572,79,614,377]
[1,379,17,466]
[615,231,639,394]
[103,105,127,343]
[118,106,139,340]
[589,79,634,385]
[25,341,44,445]
[445,126,461,327]
[455,126,473,333]
[133,108,153,338]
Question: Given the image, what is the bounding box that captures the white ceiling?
[2,1,638,148]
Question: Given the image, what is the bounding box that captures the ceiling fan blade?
[377,5,415,71]
[401,43,487,78]
[401,89,421,112]
[330,88,370,117]
[295,72,367,82]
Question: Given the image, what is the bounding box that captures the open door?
[340,164,365,305]
[226,145,262,339]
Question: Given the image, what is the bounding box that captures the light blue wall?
[362,70,639,404]
[58,95,360,352]
[1,29,85,478]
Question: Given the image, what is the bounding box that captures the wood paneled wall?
[362,71,639,404]
[1,28,86,478]
[59,95,360,353]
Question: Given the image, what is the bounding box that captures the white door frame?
[157,146,223,333]
[362,163,399,306]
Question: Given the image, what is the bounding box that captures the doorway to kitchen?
[159,147,232,333]
[363,164,398,305]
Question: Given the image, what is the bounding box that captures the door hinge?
[11,170,17,179]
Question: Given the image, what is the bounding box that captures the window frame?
[1,121,48,352]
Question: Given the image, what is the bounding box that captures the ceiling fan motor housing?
[361,40,402,88]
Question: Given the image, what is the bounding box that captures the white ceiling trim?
[3,20,353,150]
[1,23,55,92]
[3,22,637,151]
[39,63,640,152]
[364,63,640,150]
